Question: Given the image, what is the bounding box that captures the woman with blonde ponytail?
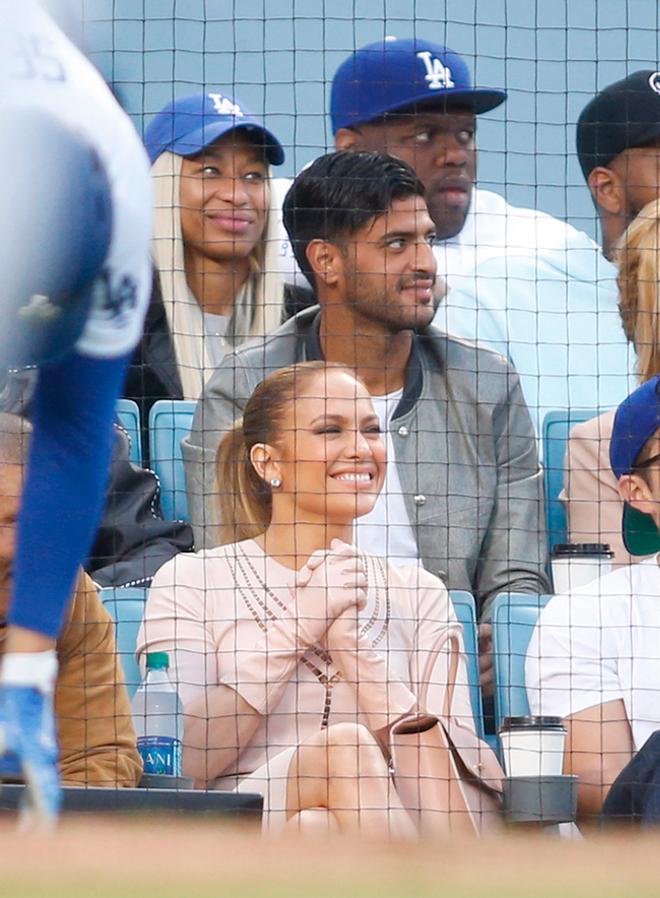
[123,91,312,426]
[138,361,503,837]
[563,198,660,565]
[214,416,273,546]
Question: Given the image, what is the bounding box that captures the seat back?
[542,408,601,551]
[491,592,552,731]
[100,586,147,698]
[116,398,142,466]
[149,400,196,521]
[449,590,484,740]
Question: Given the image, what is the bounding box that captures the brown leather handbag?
[389,632,504,836]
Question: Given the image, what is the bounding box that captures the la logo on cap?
[417,50,455,90]
[649,72,660,95]
[208,93,244,117]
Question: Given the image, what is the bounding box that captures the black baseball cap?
[577,70,660,180]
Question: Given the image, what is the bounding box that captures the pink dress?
[137,539,494,829]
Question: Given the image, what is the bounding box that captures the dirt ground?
[1,817,659,898]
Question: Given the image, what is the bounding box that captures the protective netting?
[1,0,658,830]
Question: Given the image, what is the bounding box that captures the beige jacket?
[562,410,653,567]
[1,573,142,787]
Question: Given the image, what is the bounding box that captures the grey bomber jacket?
[182,307,550,617]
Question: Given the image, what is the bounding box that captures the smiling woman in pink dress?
[138,361,503,837]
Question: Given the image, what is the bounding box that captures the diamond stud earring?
[270,478,282,488]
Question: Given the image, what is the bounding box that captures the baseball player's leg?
[0,350,131,828]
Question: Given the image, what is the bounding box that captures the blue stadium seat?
[491,592,552,731]
[149,399,196,521]
[116,398,142,466]
[450,590,484,740]
[100,586,147,698]
[542,408,603,551]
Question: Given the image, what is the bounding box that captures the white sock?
[1,651,58,695]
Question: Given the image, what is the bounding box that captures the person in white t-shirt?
[526,375,660,819]
[328,37,632,434]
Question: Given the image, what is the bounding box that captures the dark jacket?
[89,425,193,588]
[123,271,315,452]
[602,731,660,826]
[124,273,182,438]
[0,367,193,589]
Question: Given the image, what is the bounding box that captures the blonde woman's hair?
[151,151,285,401]
[616,197,660,383]
[215,361,354,544]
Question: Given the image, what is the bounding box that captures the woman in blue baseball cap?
[126,91,306,421]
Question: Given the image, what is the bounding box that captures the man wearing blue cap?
[527,375,660,820]
[331,38,632,433]
[331,37,506,248]
[0,2,152,827]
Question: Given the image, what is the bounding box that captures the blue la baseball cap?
[330,37,506,134]
[610,375,660,555]
[144,91,285,166]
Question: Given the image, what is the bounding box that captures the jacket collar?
[303,309,424,421]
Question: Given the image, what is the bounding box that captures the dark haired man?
[329,38,633,433]
[183,150,549,618]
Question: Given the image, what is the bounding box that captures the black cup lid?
[550,542,614,558]
[500,716,566,732]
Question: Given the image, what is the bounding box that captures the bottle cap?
[145,651,170,670]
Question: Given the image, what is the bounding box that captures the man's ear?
[250,443,281,485]
[305,239,344,287]
[617,473,657,517]
[334,127,363,152]
[588,166,625,216]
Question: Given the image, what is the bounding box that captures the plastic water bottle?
[131,651,183,776]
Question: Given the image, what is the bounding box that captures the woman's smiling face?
[266,369,387,526]
[179,130,268,261]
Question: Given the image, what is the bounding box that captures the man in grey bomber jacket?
[182,150,550,620]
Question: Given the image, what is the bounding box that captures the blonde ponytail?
[216,418,272,545]
[215,361,352,546]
